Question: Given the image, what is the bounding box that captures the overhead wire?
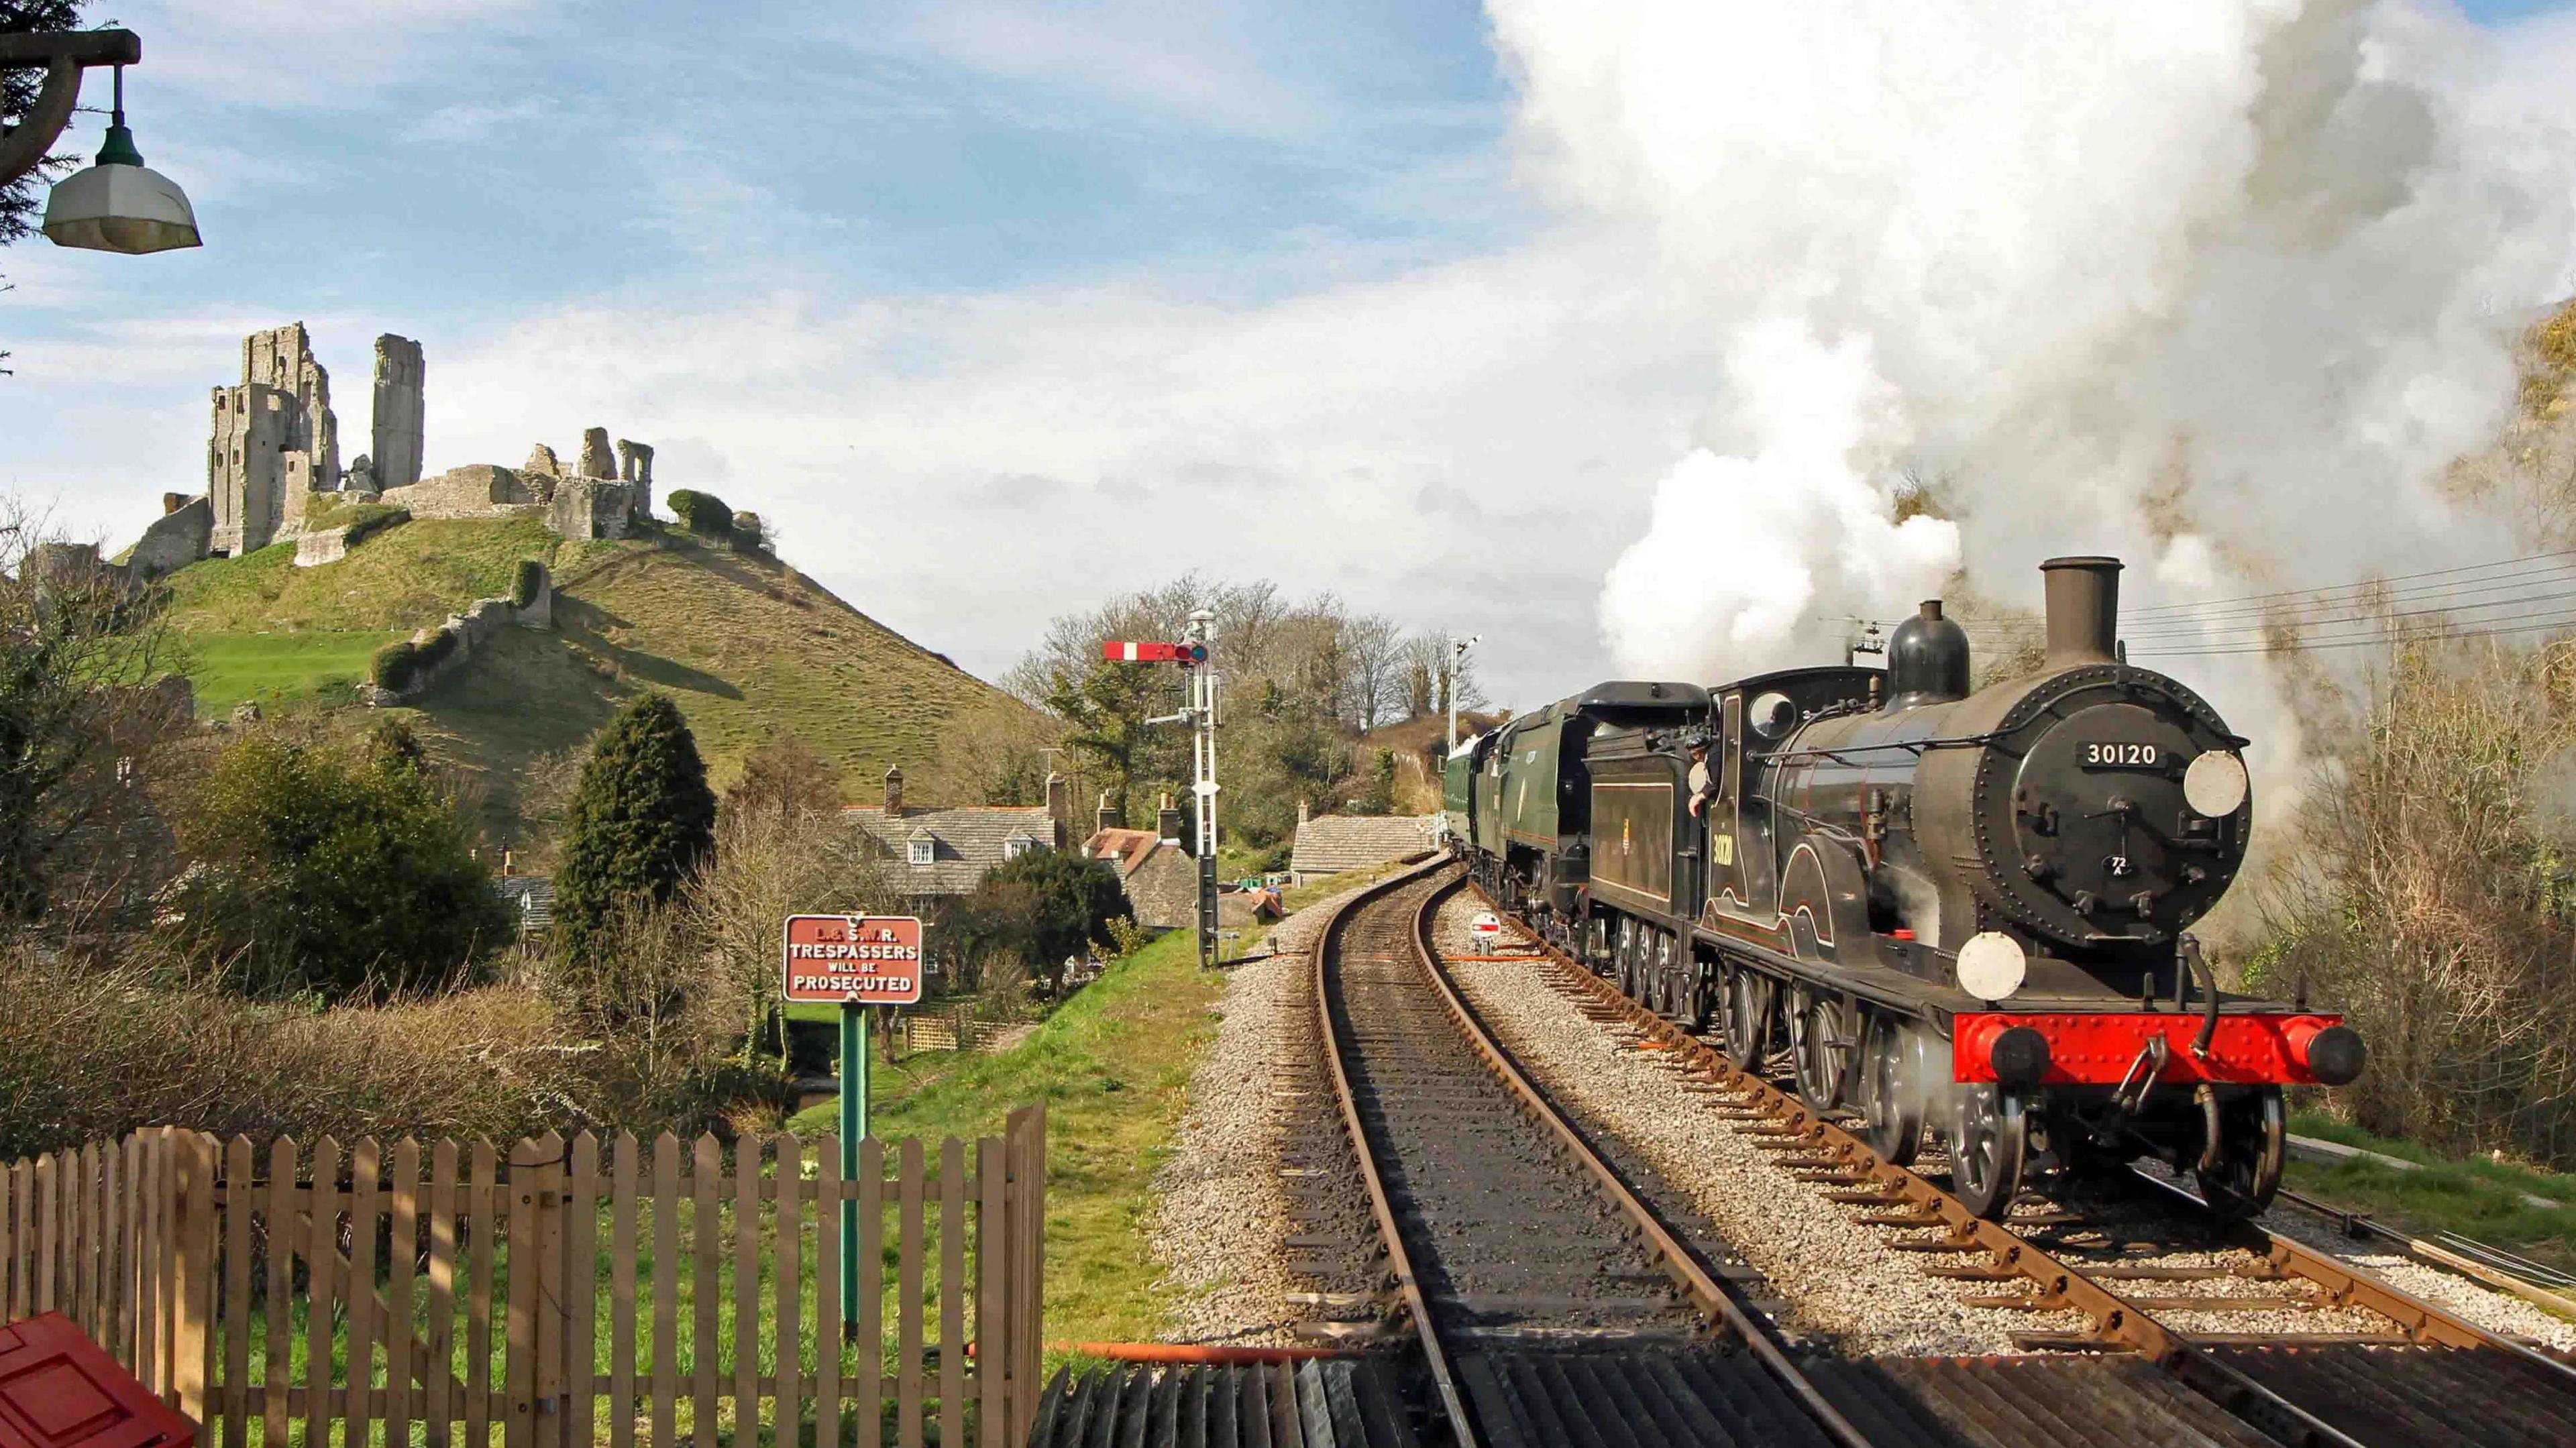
[1843,547,2576,661]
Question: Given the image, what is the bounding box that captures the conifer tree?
[553,693,716,963]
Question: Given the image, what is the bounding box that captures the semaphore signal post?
[1102,606,1220,968]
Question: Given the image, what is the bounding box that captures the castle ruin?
[127,323,665,579]
[207,324,340,555]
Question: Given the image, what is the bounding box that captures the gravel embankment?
[1149,875,1395,1347]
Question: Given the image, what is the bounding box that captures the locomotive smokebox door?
[2010,701,2237,936]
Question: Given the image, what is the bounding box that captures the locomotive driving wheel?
[1721,967,1772,1066]
[1857,1013,1924,1166]
[1788,988,1847,1110]
[2196,1087,2286,1222]
[1949,1085,2029,1219]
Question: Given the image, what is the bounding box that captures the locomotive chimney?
[2040,556,2123,668]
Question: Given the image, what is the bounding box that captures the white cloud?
[829,1,1322,140]
[394,233,1713,696]
[403,98,547,144]
[111,0,557,111]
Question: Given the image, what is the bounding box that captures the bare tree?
[690,801,899,1068]
[1344,614,1403,730]
[0,500,192,920]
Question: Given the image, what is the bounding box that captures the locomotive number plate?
[2079,742,2163,769]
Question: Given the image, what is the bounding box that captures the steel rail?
[1400,875,1880,1448]
[1311,856,1477,1445]
[1462,877,2376,1448]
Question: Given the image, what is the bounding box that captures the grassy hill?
[156,514,1034,844]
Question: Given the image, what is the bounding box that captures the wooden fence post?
[170,1131,215,1426]
[1002,1104,1046,1445]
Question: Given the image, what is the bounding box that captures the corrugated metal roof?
[1289,815,1438,877]
[2199,1343,2576,1448]
[1028,1358,1421,1447]
[1809,1355,2278,1448]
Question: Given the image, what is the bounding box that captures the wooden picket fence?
[0,1106,1046,1447]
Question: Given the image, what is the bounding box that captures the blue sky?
[4,1,2575,706]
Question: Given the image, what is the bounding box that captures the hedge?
[372,641,419,692]
[666,490,735,539]
[513,559,547,608]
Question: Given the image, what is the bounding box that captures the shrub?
[414,627,459,673]
[939,848,1130,994]
[513,559,547,608]
[666,490,735,540]
[2256,641,2576,1168]
[371,639,419,691]
[169,728,513,1000]
[731,511,765,553]
[553,693,718,965]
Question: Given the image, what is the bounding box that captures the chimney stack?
[1096,790,1119,835]
[1157,792,1183,844]
[1044,771,1069,849]
[1298,797,1310,828]
[883,765,904,816]
[2040,556,2123,669]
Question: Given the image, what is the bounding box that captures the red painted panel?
[1953,1011,2347,1086]
[0,1313,195,1448]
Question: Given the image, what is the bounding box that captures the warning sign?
[1470,911,1503,943]
[782,915,926,1005]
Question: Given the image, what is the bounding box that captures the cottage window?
[908,837,935,867]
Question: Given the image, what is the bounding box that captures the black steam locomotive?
[1445,557,2364,1219]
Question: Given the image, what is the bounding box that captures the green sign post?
[839,997,866,1336]
[783,913,925,1339]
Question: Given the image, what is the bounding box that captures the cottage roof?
[845,804,1057,895]
[1083,827,1163,878]
[1289,814,1440,877]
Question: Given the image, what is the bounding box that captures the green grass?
[152,518,1036,846]
[182,630,411,716]
[161,517,576,634]
[790,926,1225,1345]
[2286,1109,2576,1280]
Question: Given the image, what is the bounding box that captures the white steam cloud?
[1492,0,2576,775]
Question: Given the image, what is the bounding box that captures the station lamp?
[1,30,199,255]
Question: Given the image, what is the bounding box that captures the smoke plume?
[1492,1,2576,776]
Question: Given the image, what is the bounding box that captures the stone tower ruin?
[207,323,339,555]
[370,334,425,490]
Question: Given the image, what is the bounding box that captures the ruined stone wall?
[547,477,635,541]
[127,497,211,582]
[378,464,545,520]
[371,334,425,489]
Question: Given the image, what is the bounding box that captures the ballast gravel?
[1153,871,2576,1357]
[1148,877,1389,1347]
[1427,893,2068,1355]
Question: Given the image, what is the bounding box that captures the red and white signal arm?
[1470,911,1503,943]
[782,915,926,1005]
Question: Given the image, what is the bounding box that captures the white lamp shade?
[42,161,201,254]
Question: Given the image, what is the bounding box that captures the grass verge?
[788,926,1225,1345]
[2286,1109,2576,1277]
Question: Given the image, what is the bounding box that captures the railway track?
[1464,877,2576,1448]
[1312,858,1872,1448]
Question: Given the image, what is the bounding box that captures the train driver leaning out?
[1686,738,1718,818]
